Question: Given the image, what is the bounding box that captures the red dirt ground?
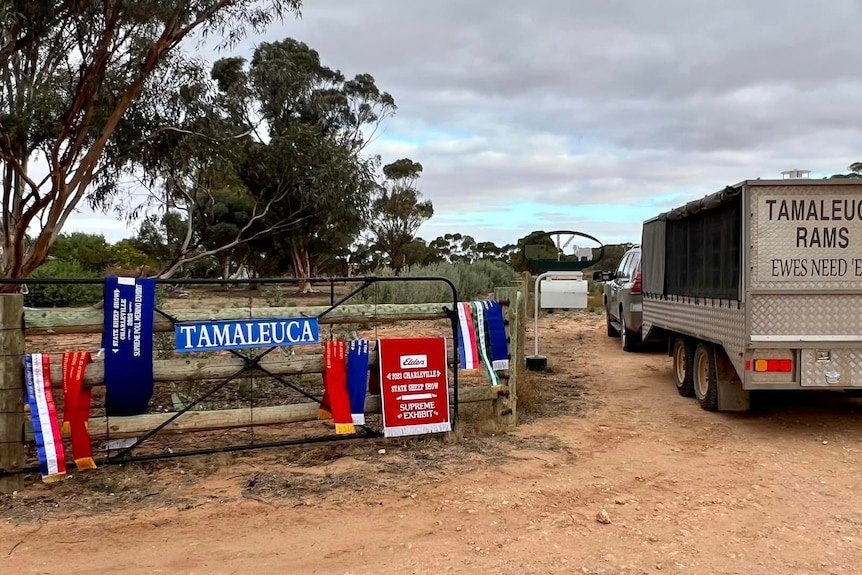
[4,310,862,574]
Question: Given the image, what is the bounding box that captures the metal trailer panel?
[642,297,746,376]
[644,178,862,391]
[746,182,862,388]
[642,181,747,377]
[748,183,862,291]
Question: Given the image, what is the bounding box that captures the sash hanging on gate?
[102,276,156,416]
[456,302,479,370]
[61,352,97,470]
[346,340,370,426]
[23,354,67,483]
[320,341,355,435]
[483,300,510,371]
[470,302,499,386]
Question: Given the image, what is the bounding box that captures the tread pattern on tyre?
[620,306,640,352]
[673,336,695,398]
[693,342,719,411]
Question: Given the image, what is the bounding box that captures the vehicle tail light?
[748,359,793,373]
[630,272,642,294]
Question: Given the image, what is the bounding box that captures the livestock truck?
[639,178,862,412]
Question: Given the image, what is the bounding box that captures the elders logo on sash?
[399,354,428,369]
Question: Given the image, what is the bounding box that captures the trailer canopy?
[654,185,741,222]
[642,185,742,300]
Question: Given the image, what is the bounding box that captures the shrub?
[24,260,102,308]
[362,260,519,304]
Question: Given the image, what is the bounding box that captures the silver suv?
[594,245,642,352]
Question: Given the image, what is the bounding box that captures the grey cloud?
[292,0,862,99]
[189,1,862,244]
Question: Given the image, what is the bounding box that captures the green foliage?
[429,233,475,263]
[194,187,262,276]
[362,260,518,304]
[111,239,153,269]
[0,0,302,280]
[402,238,443,268]
[49,232,115,274]
[509,230,555,274]
[217,38,396,279]
[370,158,434,274]
[474,241,518,263]
[426,233,515,265]
[24,261,101,308]
[47,230,160,276]
[131,213,194,272]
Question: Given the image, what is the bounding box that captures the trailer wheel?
[693,342,718,411]
[672,336,695,398]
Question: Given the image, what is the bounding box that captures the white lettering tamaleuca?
[179,320,316,349]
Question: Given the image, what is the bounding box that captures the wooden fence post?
[0,294,25,494]
[509,289,525,427]
[521,271,532,319]
[494,287,524,429]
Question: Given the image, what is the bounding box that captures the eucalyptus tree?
[0,0,301,286]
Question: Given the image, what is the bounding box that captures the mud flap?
[714,347,750,412]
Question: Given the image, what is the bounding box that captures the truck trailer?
[640,178,862,412]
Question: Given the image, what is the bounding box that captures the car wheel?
[672,336,695,397]
[693,342,719,411]
[620,311,638,352]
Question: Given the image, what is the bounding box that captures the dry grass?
[516,371,546,420]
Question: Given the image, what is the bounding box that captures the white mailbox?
[539,273,589,309]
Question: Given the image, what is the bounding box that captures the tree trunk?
[218,255,231,289]
[291,244,317,294]
[248,265,259,292]
[0,150,38,286]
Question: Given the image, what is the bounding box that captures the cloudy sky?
[68,0,862,248]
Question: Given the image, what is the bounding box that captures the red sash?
[319,341,355,435]
[62,352,97,470]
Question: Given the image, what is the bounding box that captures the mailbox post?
[522,231,605,372]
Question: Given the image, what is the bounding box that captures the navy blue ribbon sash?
[484,300,510,370]
[346,340,370,425]
[102,277,156,416]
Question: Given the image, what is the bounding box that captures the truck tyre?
[672,336,695,398]
[693,342,719,411]
[620,311,639,352]
[606,304,619,337]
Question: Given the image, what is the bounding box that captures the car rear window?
[623,252,640,278]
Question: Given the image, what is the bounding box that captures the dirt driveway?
[4,311,862,574]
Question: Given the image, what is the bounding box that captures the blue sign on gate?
[174,317,320,352]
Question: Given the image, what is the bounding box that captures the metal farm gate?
[2,276,464,472]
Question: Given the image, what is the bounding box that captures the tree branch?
[147,124,256,143]
[0,1,74,69]
[156,176,305,279]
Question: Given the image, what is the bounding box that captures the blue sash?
[102,277,156,416]
[471,301,499,385]
[484,300,509,370]
[346,340,370,425]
